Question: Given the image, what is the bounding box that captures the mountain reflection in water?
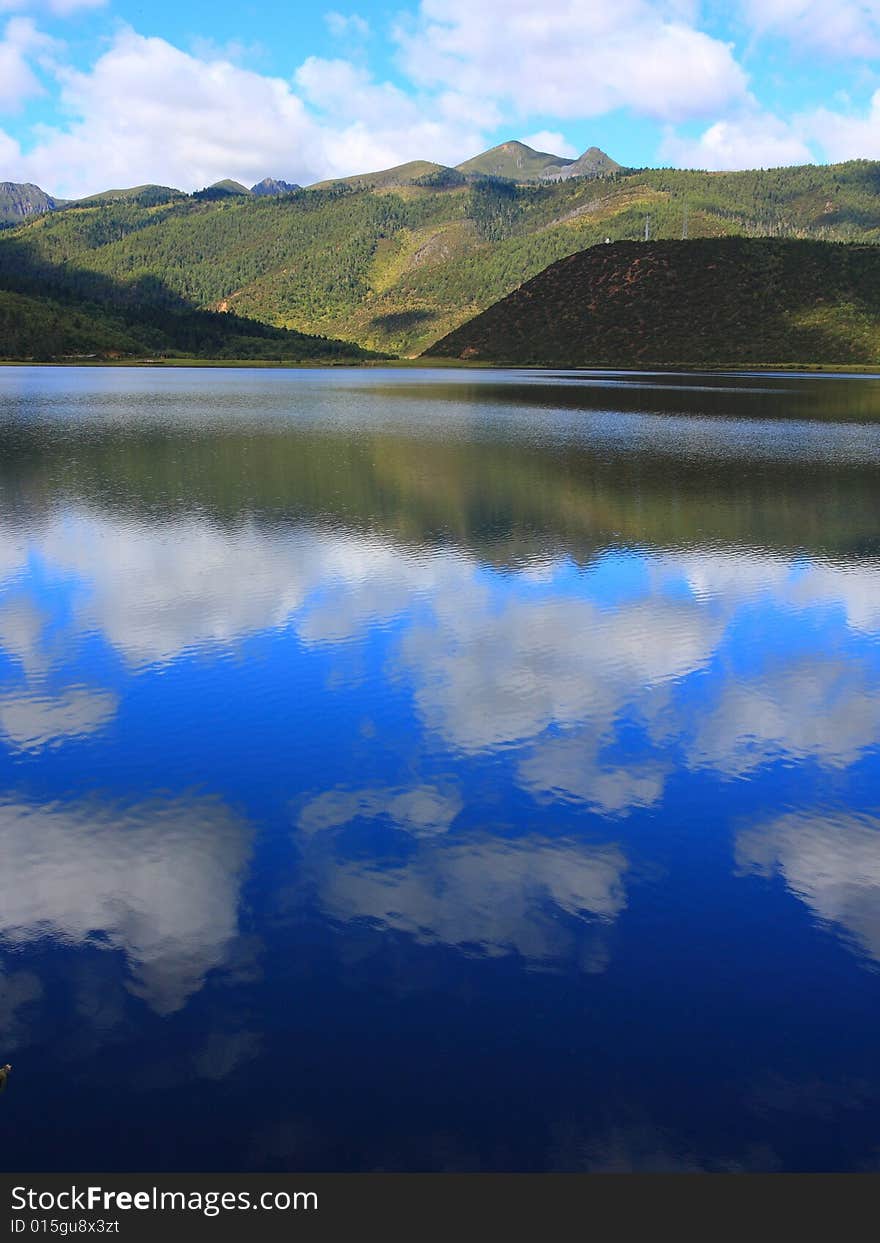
[0,366,879,1172]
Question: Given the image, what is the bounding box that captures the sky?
[1,0,880,197]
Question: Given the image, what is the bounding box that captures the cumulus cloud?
[8,29,324,195]
[0,597,51,675]
[806,90,880,162]
[22,510,474,665]
[292,771,629,968]
[522,130,578,158]
[299,784,463,838]
[661,110,813,170]
[739,0,880,59]
[666,549,880,637]
[395,0,749,124]
[519,733,668,816]
[0,685,118,750]
[0,125,20,163]
[661,86,880,170]
[0,0,105,13]
[3,27,490,197]
[650,550,880,774]
[0,16,55,112]
[324,11,370,40]
[685,657,880,776]
[2,505,879,787]
[302,828,629,967]
[397,594,724,752]
[0,792,253,1014]
[736,811,880,963]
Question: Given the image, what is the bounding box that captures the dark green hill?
[311,160,446,191]
[76,185,186,207]
[0,276,378,363]
[2,159,880,357]
[424,237,880,366]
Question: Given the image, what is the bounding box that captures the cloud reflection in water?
[0,793,253,1014]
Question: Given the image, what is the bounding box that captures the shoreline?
[1,357,880,375]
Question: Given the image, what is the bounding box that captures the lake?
[1,364,879,1172]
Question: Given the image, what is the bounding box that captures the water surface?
[1,365,879,1172]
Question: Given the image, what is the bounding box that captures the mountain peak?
[251,178,301,197]
[454,140,619,183]
[192,179,252,201]
[540,146,621,181]
[455,141,572,181]
[0,181,64,225]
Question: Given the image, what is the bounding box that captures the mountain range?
[1,139,880,362]
[0,140,618,223]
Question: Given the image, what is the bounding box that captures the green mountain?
[1,155,880,357]
[424,237,880,366]
[311,160,447,191]
[456,140,573,181]
[0,280,380,362]
[0,182,66,226]
[77,184,187,207]
[193,179,253,201]
[542,146,622,181]
[454,141,620,182]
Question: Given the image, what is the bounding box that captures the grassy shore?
[3,356,880,374]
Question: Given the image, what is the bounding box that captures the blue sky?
[1,0,880,197]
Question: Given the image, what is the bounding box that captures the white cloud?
[3,27,491,197]
[0,16,55,112]
[737,811,880,963]
[325,11,370,40]
[522,130,577,158]
[0,125,20,163]
[661,110,813,169]
[0,792,253,1014]
[667,549,880,637]
[2,506,879,789]
[739,0,880,59]
[519,733,668,816]
[685,657,880,776]
[662,80,880,170]
[0,597,50,675]
[45,0,105,13]
[294,54,492,171]
[806,89,880,161]
[397,594,724,753]
[299,784,463,838]
[0,685,118,750]
[302,828,629,967]
[395,0,749,124]
[11,29,324,195]
[21,510,473,666]
[0,0,105,13]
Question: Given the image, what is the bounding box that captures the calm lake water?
[1,365,880,1172]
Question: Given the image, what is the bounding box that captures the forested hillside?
[1,157,879,356]
[424,238,880,366]
[0,284,380,361]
